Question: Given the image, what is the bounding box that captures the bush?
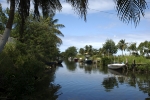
[101,57,111,66]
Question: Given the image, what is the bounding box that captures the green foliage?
[79,48,85,55]
[101,57,111,66]
[103,39,118,55]
[118,55,150,64]
[11,13,64,62]
[0,43,61,100]
[64,46,78,58]
[84,45,93,55]
[138,41,150,56]
[0,9,64,99]
[0,4,8,34]
[127,42,137,55]
[117,39,127,55]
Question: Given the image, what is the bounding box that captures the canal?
[54,60,150,100]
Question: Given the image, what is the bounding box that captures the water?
[54,61,150,100]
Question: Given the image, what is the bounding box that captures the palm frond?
[115,0,147,27]
[39,0,62,18]
[54,24,65,29]
[65,0,88,21]
[52,28,64,37]
[52,19,58,24]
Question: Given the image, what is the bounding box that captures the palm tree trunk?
[0,0,15,52]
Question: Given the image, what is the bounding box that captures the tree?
[92,48,98,55]
[103,39,118,56]
[138,41,150,56]
[79,48,85,55]
[11,12,65,62]
[65,46,78,58]
[138,41,145,56]
[84,45,93,55]
[127,42,137,55]
[0,0,148,52]
[0,4,8,34]
[117,39,127,56]
[98,47,107,57]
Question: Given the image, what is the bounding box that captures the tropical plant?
[19,14,64,62]
[138,41,150,56]
[117,39,127,55]
[92,48,98,55]
[98,47,107,57]
[0,0,148,52]
[84,45,93,55]
[79,48,85,55]
[127,42,137,55]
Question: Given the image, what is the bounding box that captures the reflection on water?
[0,67,61,100]
[54,60,150,100]
[102,76,118,92]
[64,60,77,71]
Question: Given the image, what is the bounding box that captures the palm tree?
[84,45,89,54]
[117,39,127,56]
[138,42,145,56]
[128,42,137,55]
[138,41,150,56]
[0,0,15,52]
[89,45,93,55]
[0,0,148,52]
[48,14,65,46]
[79,48,85,55]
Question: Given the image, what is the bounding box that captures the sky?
[1,0,150,55]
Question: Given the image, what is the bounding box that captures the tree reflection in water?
[64,60,77,71]
[0,67,61,100]
[102,76,118,92]
[30,69,62,100]
[57,60,150,99]
[102,68,150,98]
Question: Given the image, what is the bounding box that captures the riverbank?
[76,55,150,72]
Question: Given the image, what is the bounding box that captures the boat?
[74,58,78,62]
[107,63,125,69]
[84,58,93,64]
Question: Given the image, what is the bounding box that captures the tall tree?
[12,12,65,62]
[103,39,118,56]
[138,41,150,56]
[0,0,148,52]
[84,45,93,55]
[127,42,137,55]
[117,39,127,56]
[65,46,78,58]
[79,48,85,55]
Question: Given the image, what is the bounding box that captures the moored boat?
[74,58,78,62]
[107,63,125,69]
[84,58,93,64]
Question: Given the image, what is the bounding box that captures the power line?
[89,8,116,15]
[89,8,150,19]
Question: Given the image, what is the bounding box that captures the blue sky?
[1,0,150,55]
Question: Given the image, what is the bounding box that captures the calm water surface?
[54,61,150,100]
